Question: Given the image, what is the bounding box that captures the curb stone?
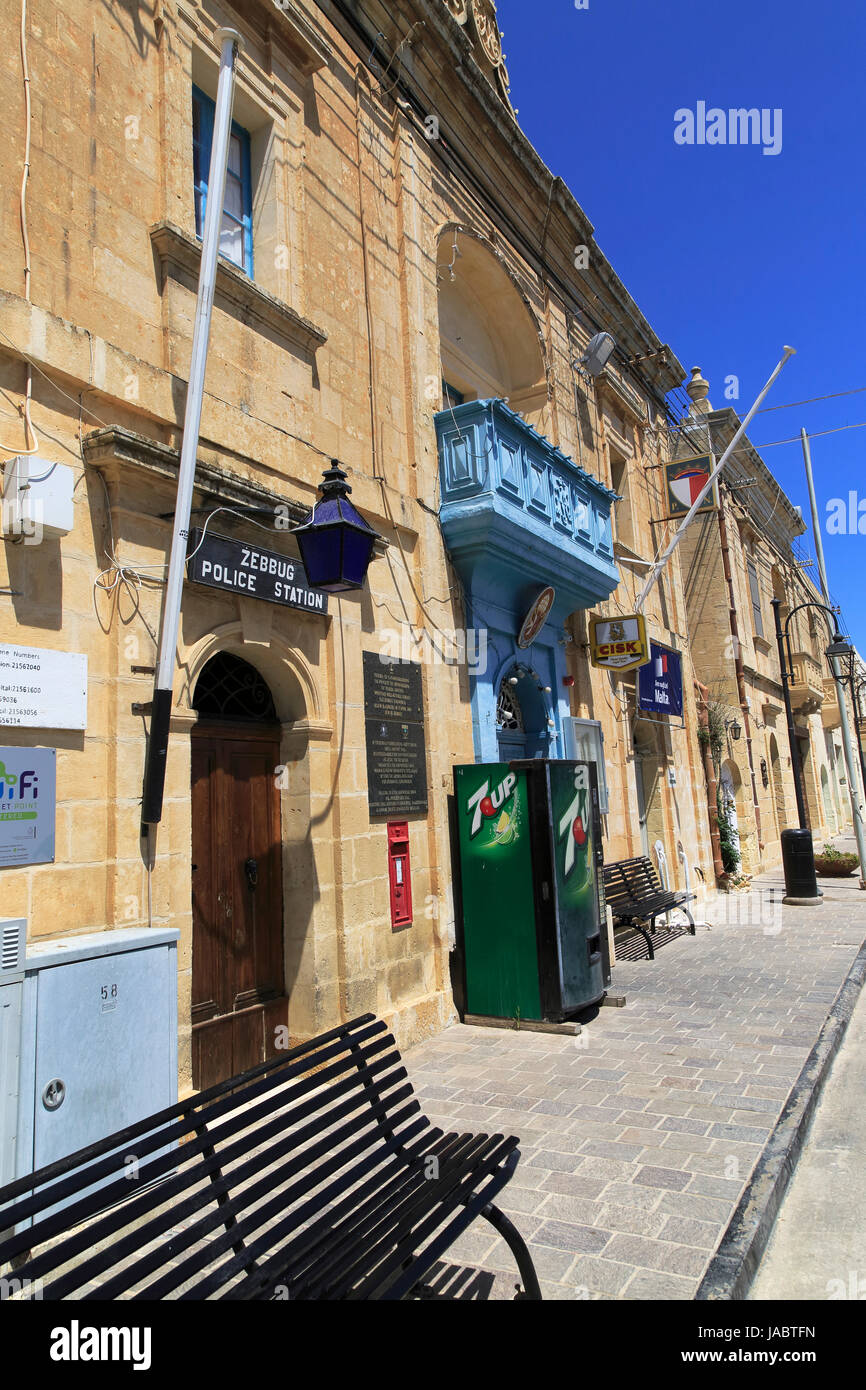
[695,936,866,1300]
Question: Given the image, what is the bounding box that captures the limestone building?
[676,368,859,874]
[0,0,716,1094]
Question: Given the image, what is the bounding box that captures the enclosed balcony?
[435,397,619,616]
[789,651,825,715]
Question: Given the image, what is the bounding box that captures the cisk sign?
[589,613,650,672]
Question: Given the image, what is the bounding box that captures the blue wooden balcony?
[435,398,619,616]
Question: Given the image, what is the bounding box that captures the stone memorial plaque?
[363,653,427,817]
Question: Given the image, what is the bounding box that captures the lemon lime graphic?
[494,810,509,834]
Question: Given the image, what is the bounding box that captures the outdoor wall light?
[293,460,381,592]
[725,717,742,740]
[577,331,617,378]
[760,757,769,788]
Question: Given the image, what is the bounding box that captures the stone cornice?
[149,221,328,359]
[175,0,332,75]
[83,425,311,525]
[82,425,390,554]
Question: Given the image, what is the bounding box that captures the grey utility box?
[8,926,179,1192]
[1,919,26,1193]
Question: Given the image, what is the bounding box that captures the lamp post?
[841,655,866,801]
[800,427,866,888]
[772,596,866,897]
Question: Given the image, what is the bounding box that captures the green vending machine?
[453,759,610,1022]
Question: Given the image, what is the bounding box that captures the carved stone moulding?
[472,0,502,66]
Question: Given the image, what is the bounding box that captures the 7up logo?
[558,766,590,878]
[467,772,516,837]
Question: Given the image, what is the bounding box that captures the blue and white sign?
[638,643,683,718]
[0,746,56,867]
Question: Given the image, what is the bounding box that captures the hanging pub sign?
[589,613,649,672]
[638,641,684,718]
[665,454,717,518]
[517,586,555,649]
[186,529,329,614]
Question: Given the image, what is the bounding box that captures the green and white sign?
[0,746,56,867]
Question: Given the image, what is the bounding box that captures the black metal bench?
[603,855,696,960]
[0,1013,540,1301]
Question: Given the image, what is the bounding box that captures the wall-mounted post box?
[387,821,413,929]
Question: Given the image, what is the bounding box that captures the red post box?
[387,821,413,929]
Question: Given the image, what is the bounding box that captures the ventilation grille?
[1,920,24,973]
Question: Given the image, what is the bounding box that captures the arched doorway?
[719,762,742,869]
[496,666,548,760]
[190,652,286,1089]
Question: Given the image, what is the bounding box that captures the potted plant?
[813,843,859,876]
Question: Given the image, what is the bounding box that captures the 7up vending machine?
[453,760,610,1022]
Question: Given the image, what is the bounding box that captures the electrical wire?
[3,0,39,459]
[754,385,866,415]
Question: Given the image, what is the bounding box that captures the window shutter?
[747,559,764,638]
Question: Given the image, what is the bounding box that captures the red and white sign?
[665,454,717,517]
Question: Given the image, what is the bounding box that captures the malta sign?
[589,614,649,672]
[186,529,329,615]
[665,454,717,518]
[638,642,684,718]
[0,746,56,867]
[518,586,555,649]
[0,645,87,730]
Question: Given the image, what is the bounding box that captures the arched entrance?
[719,762,742,869]
[496,666,549,760]
[190,652,286,1089]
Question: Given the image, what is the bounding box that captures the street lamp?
[293,460,381,593]
[771,598,863,903]
[840,653,866,807]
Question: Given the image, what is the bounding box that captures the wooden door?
[190,722,286,1089]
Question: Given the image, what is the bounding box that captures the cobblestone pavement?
[404,867,866,1300]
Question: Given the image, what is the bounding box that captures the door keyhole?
[244,857,258,891]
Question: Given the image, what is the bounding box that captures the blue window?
[192,85,253,276]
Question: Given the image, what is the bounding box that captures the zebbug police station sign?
[186,529,329,614]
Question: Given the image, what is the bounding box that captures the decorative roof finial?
[685,366,711,416]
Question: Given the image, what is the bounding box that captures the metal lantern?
[293,460,380,593]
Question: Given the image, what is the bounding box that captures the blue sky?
[495,0,866,649]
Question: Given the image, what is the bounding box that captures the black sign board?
[186,528,329,615]
[363,652,428,817]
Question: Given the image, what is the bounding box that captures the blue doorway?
[496,667,549,761]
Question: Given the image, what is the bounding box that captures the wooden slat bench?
[603,855,696,960]
[0,1014,540,1301]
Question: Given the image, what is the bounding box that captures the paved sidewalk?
[748,967,866,1300]
[404,868,866,1299]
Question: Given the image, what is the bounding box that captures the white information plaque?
[0,645,87,730]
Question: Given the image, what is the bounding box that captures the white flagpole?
[634,345,796,613]
[141,27,242,828]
